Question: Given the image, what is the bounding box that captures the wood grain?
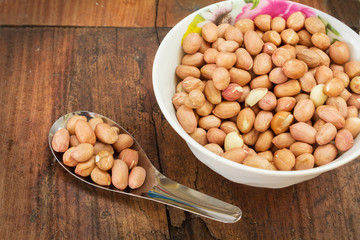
[0,27,169,239]
[0,0,156,27]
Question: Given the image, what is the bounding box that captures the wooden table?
[0,0,359,239]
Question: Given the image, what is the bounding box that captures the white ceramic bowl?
[152,0,360,188]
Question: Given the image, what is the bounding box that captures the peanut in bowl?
[152,0,360,188]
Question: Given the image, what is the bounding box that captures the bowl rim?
[152,0,360,178]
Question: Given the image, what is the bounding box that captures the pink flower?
[235,0,316,22]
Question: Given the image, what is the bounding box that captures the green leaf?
[326,23,341,37]
[182,14,206,42]
[244,0,259,9]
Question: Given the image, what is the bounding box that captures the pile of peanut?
[173,12,360,171]
[51,116,146,189]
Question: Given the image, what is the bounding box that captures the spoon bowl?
[48,111,242,223]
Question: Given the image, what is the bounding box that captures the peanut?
[282,59,307,79]
[62,147,78,167]
[290,142,313,157]
[224,26,243,44]
[310,47,330,67]
[224,132,244,151]
[299,72,316,92]
[172,92,188,110]
[323,78,344,97]
[220,121,239,134]
[113,134,133,153]
[333,70,349,88]
[229,67,252,86]
[310,84,328,107]
[202,22,218,43]
[215,52,237,69]
[294,99,315,122]
[297,29,313,47]
[182,52,205,67]
[244,30,264,56]
[347,93,360,109]
[71,143,94,162]
[305,17,326,34]
[237,107,255,134]
[271,111,294,135]
[52,128,70,152]
[274,149,295,171]
[242,128,260,146]
[182,77,205,93]
[198,115,221,130]
[95,150,114,171]
[235,48,253,70]
[88,117,104,131]
[255,130,274,152]
[74,119,96,145]
[190,128,208,146]
[253,53,272,75]
[314,144,337,166]
[94,141,114,155]
[222,147,249,164]
[95,123,119,144]
[258,91,277,111]
[273,80,301,97]
[269,67,288,84]
[176,65,201,79]
[218,40,240,53]
[263,42,277,55]
[222,83,243,101]
[74,156,96,177]
[66,116,87,135]
[204,143,224,155]
[235,18,255,33]
[204,48,218,64]
[245,88,268,107]
[275,97,296,112]
[271,17,286,33]
[207,128,226,146]
[347,106,358,118]
[329,41,350,64]
[272,48,291,67]
[262,31,281,46]
[344,117,360,137]
[315,122,337,145]
[204,80,222,104]
[287,12,305,31]
[119,148,139,170]
[111,160,128,190]
[128,166,146,189]
[316,105,345,129]
[344,61,360,79]
[326,97,348,118]
[311,33,330,50]
[218,23,230,38]
[335,129,354,151]
[183,33,202,54]
[272,133,295,149]
[243,155,276,170]
[296,48,321,68]
[257,150,273,162]
[70,135,80,147]
[295,153,314,170]
[289,122,317,144]
[280,29,299,45]
[213,67,230,90]
[213,101,241,119]
[196,100,214,116]
[350,76,360,94]
[176,105,197,134]
[254,111,273,132]
[184,89,206,109]
[250,75,273,89]
[91,167,111,186]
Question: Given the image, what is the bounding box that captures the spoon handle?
[143,171,241,223]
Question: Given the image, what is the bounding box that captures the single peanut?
[202,22,218,43]
[290,142,313,157]
[235,18,255,33]
[347,93,360,109]
[271,17,286,33]
[244,30,264,56]
[128,166,146,189]
[73,121,96,146]
[66,116,87,135]
[243,155,276,170]
[344,61,360,79]
[344,117,360,137]
[94,123,119,144]
[199,38,211,53]
[94,141,114,155]
[176,65,201,79]
[62,147,78,167]
[273,149,295,171]
[111,160,128,190]
[236,107,255,134]
[119,148,139,170]
[295,153,315,170]
[172,92,188,110]
[316,105,345,129]
[113,134,133,152]
[222,147,249,164]
[350,76,360,94]
[315,122,337,145]
[335,129,354,151]
[71,143,94,162]
[289,122,317,144]
[218,23,230,38]
[275,97,296,112]
[330,64,345,72]
[287,12,305,31]
[184,89,206,109]
[91,167,111,186]
[273,80,301,97]
[297,29,313,47]
[204,80,222,104]
[296,48,321,68]
[250,75,273,89]
[70,135,80,147]
[280,29,299,45]
[272,48,291,67]
[263,42,277,55]
[326,97,348,118]
[52,128,70,152]
[254,14,271,32]
[220,121,239,134]
[323,78,344,97]
[269,67,288,84]
[310,84,328,107]
[282,59,307,79]
[333,70,349,88]
[212,67,230,90]
[224,26,243,44]
[176,105,197,134]
[311,33,330,50]
[182,52,205,67]
[253,53,272,75]
[305,17,326,34]
[88,117,104,131]
[257,150,273,162]
[196,100,214,117]
[347,106,358,118]
[222,83,243,101]
[95,150,114,171]
[215,52,236,69]
[271,111,294,135]
[204,48,218,64]
[299,72,316,93]
[204,143,224,155]
[272,133,296,149]
[182,77,205,93]
[190,128,208,146]
[255,130,274,152]
[224,132,244,151]
[314,144,337,166]
[294,99,315,122]
[254,111,273,132]
[218,40,239,53]
[213,101,241,119]
[75,156,96,177]
[262,31,281,46]
[183,33,202,54]
[242,128,260,146]
[198,115,221,130]
[235,48,253,70]
[329,41,350,64]
[245,88,268,107]
[229,67,252,86]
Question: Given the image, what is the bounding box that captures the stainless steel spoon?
[48,111,242,223]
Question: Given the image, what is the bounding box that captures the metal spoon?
[48,111,242,223]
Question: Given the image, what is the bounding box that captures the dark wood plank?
[326,0,360,31]
[0,27,169,239]
[0,0,156,27]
